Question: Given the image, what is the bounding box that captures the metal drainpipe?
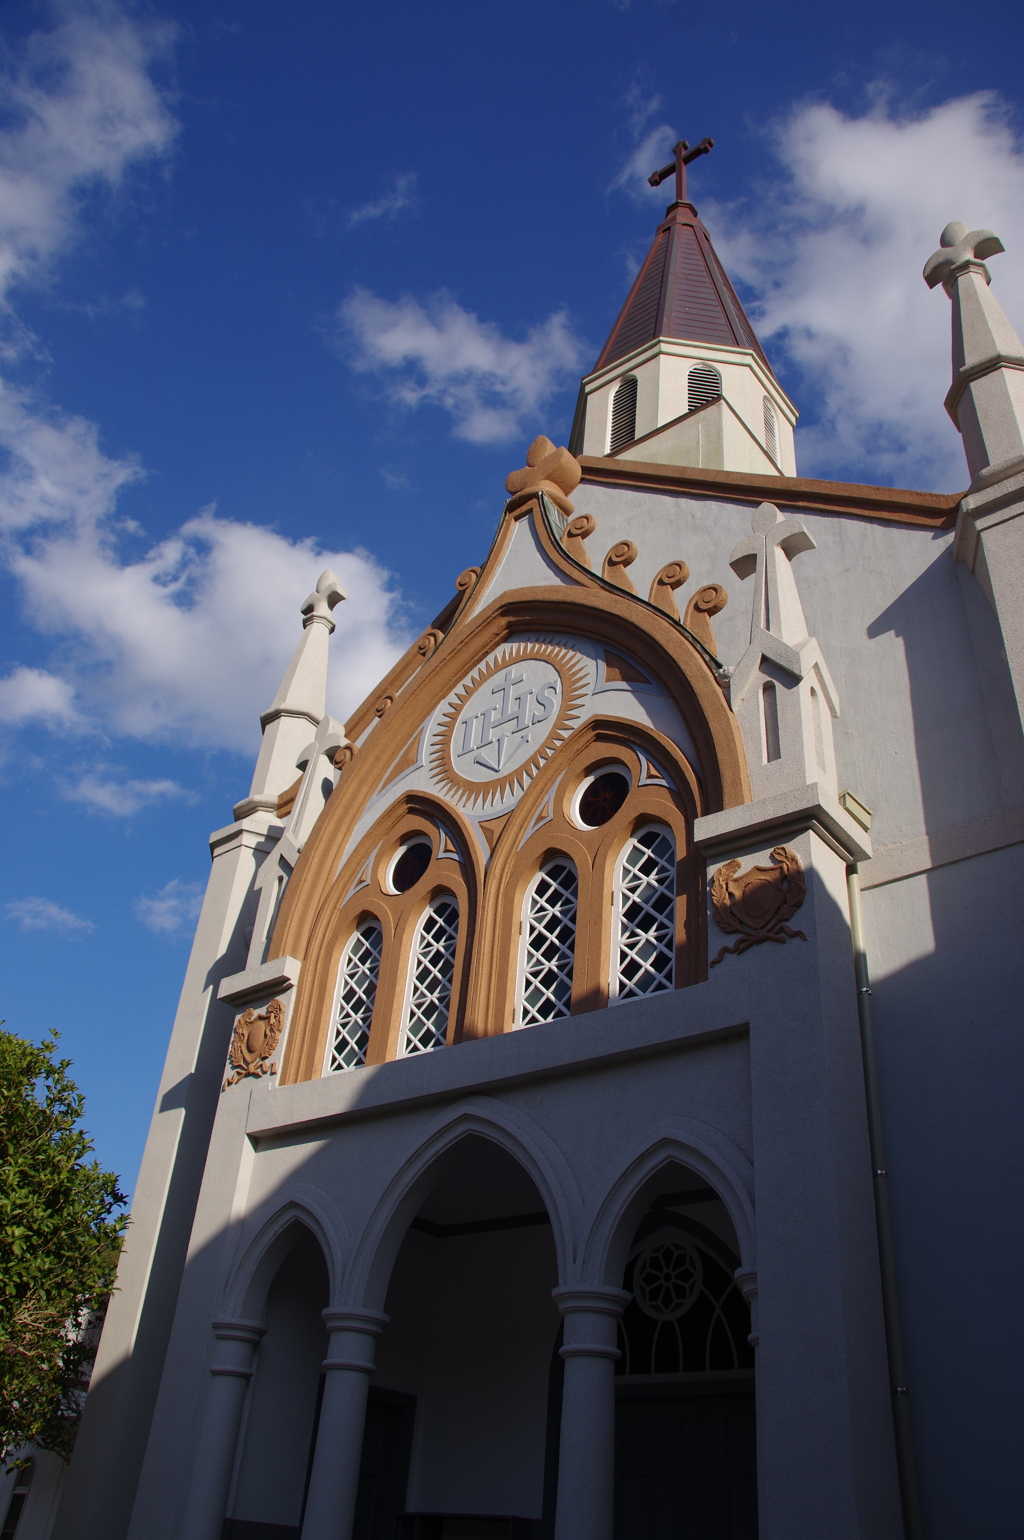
[846,864,925,1540]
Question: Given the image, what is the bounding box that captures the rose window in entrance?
[634,1240,703,1320]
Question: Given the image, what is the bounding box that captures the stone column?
[551,1286,630,1540]
[299,1308,389,1540]
[179,1319,265,1540]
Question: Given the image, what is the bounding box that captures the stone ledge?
[218,955,302,1005]
[860,803,1024,890]
[246,972,751,1141]
[694,784,871,864]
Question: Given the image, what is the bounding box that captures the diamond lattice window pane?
[401,897,459,1056]
[520,860,578,1026]
[615,827,675,1000]
[328,920,383,1072]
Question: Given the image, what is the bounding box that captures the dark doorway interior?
[615,1380,756,1540]
[352,1387,416,1540]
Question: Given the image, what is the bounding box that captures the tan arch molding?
[280,791,483,1086]
[271,587,750,972]
[342,492,729,751]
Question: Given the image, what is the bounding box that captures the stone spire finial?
[301,569,346,630]
[727,503,840,801]
[235,570,348,818]
[924,221,1024,491]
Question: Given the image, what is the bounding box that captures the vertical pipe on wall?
[846,866,925,1540]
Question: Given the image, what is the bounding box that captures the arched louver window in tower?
[687,364,722,412]
[327,919,383,1072]
[400,895,459,1055]
[609,376,638,454]
[763,396,778,462]
[518,859,578,1027]
[613,825,676,1001]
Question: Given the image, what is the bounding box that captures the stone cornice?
[578,456,961,529]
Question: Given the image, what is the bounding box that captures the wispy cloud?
[337,287,586,445]
[134,878,203,934]
[5,896,94,934]
[0,0,177,316]
[63,771,191,816]
[610,79,678,206]
[346,172,418,229]
[706,91,1024,489]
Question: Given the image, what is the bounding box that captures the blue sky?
[2,0,1023,1192]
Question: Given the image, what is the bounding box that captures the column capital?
[322,1307,389,1337]
[210,1318,266,1346]
[551,1285,631,1318]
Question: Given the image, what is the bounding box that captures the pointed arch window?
[609,376,638,454]
[613,825,676,1001]
[327,919,383,1072]
[688,364,722,412]
[401,895,459,1055]
[763,396,778,462]
[518,859,578,1027]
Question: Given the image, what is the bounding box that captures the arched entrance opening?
[611,1163,756,1540]
[225,1223,330,1537]
[360,1135,559,1536]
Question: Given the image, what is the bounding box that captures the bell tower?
[570,138,798,475]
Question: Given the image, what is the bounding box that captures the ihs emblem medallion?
[429,641,589,808]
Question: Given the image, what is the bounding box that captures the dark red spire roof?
[594,200,773,376]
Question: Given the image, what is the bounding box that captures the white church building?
[10,142,1024,1540]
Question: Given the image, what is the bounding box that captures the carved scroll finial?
[301,569,346,631]
[505,435,582,515]
[648,560,690,620]
[455,566,480,594]
[224,999,285,1087]
[563,513,595,568]
[710,847,807,966]
[683,583,728,655]
[923,221,1005,294]
[602,540,638,594]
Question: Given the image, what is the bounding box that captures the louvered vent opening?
[763,397,778,462]
[687,364,722,412]
[608,376,638,454]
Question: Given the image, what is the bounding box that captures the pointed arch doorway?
[613,1167,757,1539]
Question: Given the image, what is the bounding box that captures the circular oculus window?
[573,767,631,829]
[633,1239,703,1320]
[387,839,432,894]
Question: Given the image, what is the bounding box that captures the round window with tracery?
[634,1240,703,1320]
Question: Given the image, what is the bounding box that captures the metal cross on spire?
[648,136,715,204]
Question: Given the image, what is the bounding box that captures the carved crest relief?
[710,846,807,966]
[428,641,589,809]
[224,998,285,1088]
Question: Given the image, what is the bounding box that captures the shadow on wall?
[866,541,1024,1538]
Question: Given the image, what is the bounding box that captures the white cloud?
[706,92,1024,489]
[5,896,94,933]
[0,7,409,770]
[63,771,190,815]
[0,665,79,725]
[346,173,418,229]
[0,0,177,311]
[0,391,410,753]
[134,877,203,934]
[610,82,678,206]
[338,287,586,444]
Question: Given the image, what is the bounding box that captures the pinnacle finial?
[301,568,346,630]
[923,223,1005,293]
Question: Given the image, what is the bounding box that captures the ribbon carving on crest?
[710,846,807,966]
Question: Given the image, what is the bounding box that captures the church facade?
[19,150,1024,1540]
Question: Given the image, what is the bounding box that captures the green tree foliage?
[0,1031,127,1462]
